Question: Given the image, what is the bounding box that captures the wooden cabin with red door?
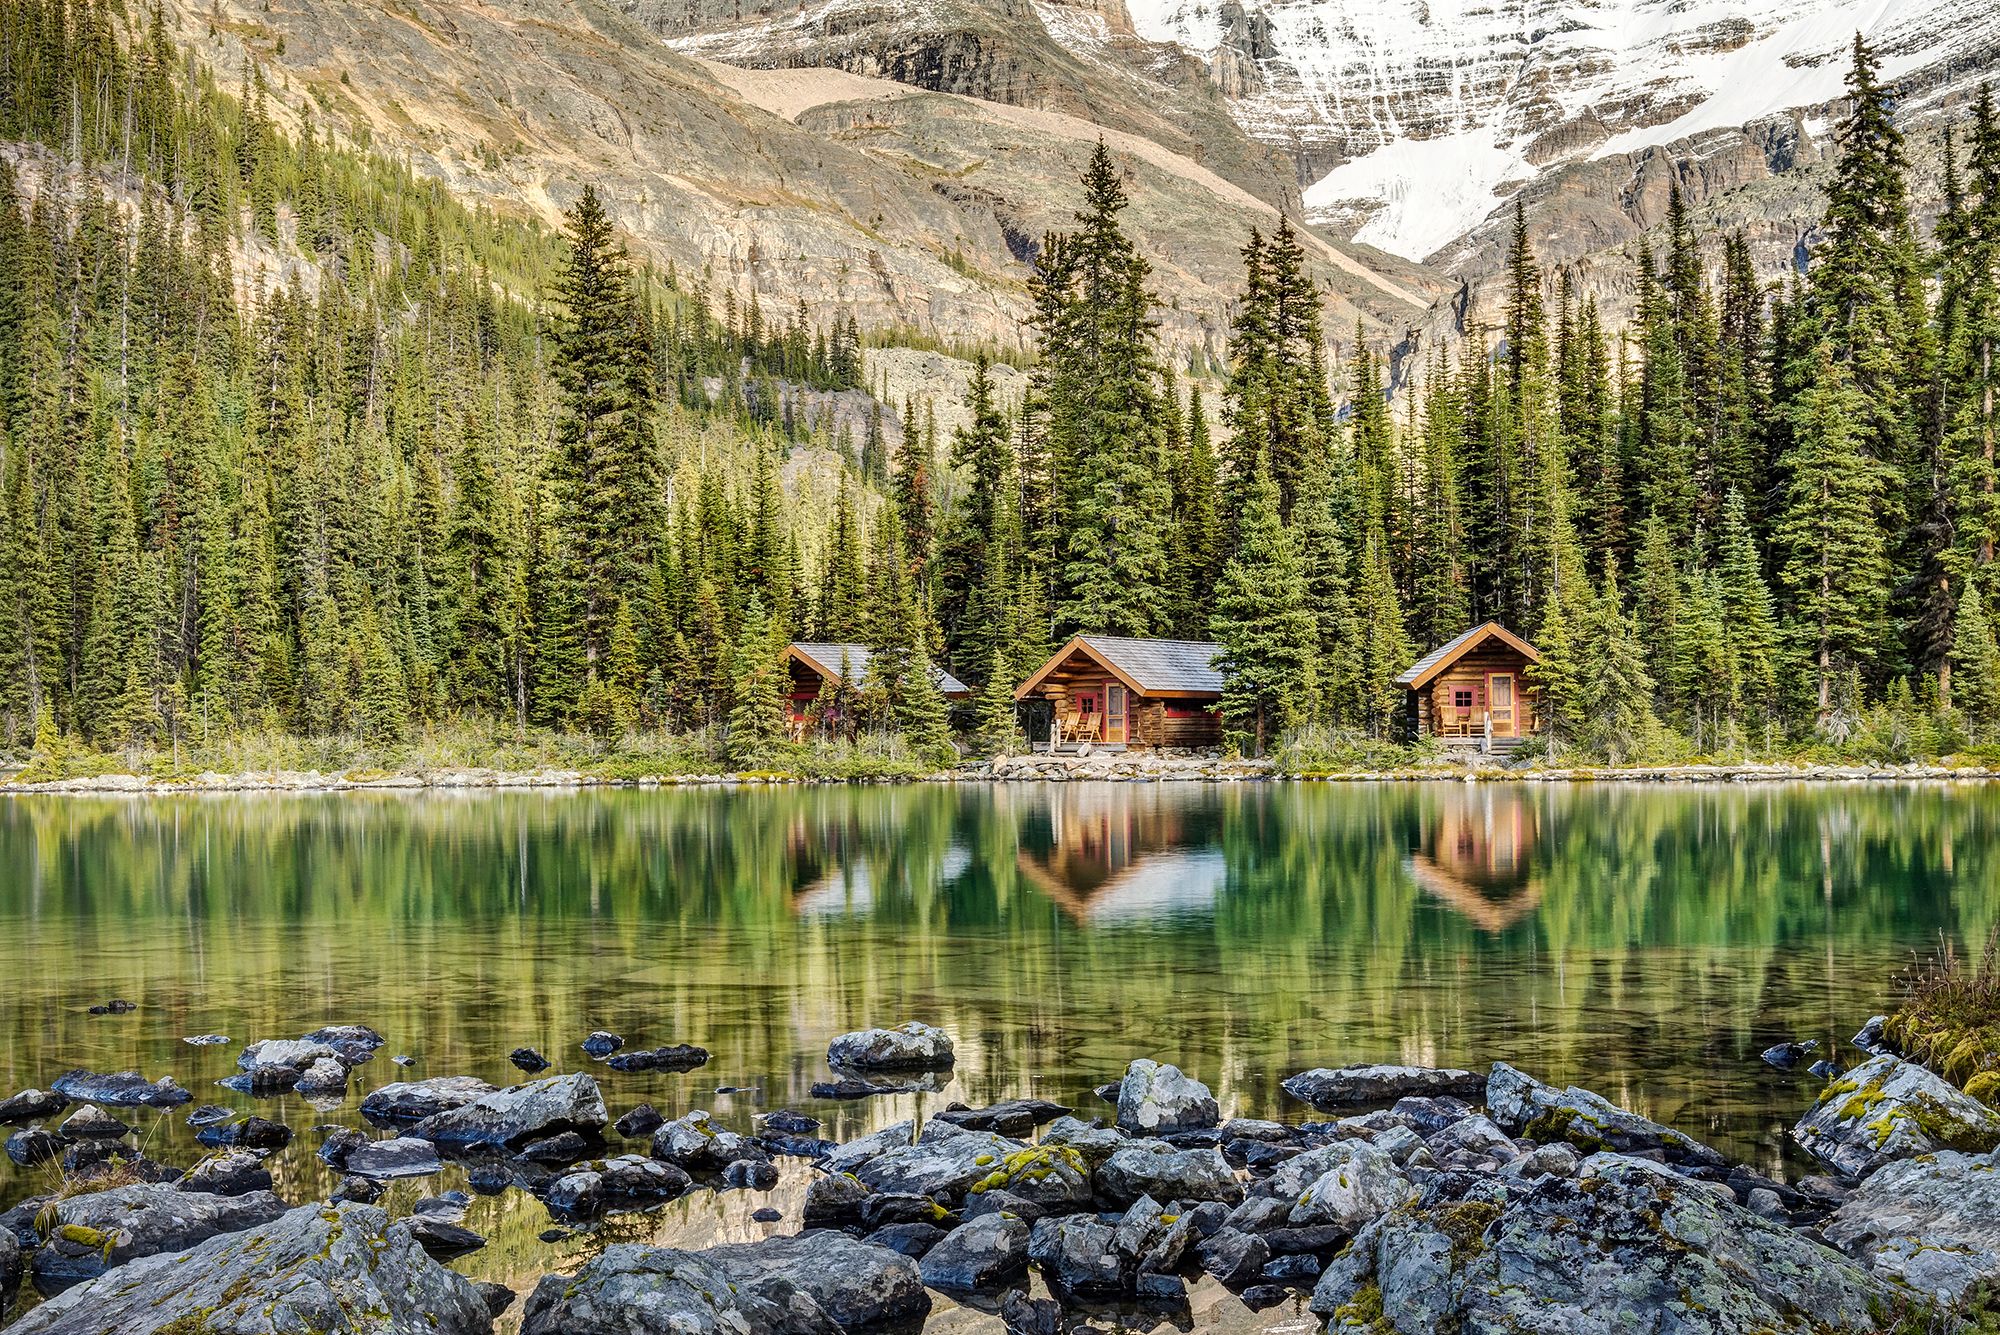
[1014,636,1224,752]
[1397,622,1542,753]
[783,643,971,738]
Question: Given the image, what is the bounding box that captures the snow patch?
[1304,131,1531,262]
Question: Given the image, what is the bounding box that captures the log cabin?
[1396,622,1542,752]
[1014,636,1224,752]
[783,642,971,735]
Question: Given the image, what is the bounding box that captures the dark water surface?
[0,780,1993,1329]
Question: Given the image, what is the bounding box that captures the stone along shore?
[1,1019,1997,1334]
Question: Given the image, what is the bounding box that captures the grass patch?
[1891,925,2000,1110]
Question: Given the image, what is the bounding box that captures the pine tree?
[1208,453,1313,753]
[1578,560,1656,763]
[971,647,1019,754]
[1775,344,1895,723]
[726,595,787,766]
[898,636,956,762]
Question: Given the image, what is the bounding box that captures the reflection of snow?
[797,865,872,917]
[1081,849,1227,922]
[940,843,972,882]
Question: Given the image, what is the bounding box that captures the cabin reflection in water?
[1014,786,1224,922]
[1407,788,1543,931]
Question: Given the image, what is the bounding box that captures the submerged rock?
[1762,1040,1819,1070]
[827,1022,956,1071]
[1821,1149,2000,1302]
[30,1183,290,1294]
[49,1069,190,1109]
[1115,1058,1219,1136]
[1280,1065,1483,1110]
[1793,1054,2000,1179]
[1486,1061,1723,1167]
[1310,1155,1890,1335]
[6,1203,494,1335]
[362,1075,498,1127]
[606,1044,710,1073]
[410,1074,608,1150]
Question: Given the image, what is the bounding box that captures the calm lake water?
[0,780,1993,1330]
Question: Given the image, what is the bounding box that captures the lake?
[0,780,1992,1329]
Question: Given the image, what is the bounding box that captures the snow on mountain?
[1110,0,2000,261]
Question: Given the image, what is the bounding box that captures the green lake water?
[0,780,1993,1330]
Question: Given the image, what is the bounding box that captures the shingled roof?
[1395,622,1539,689]
[786,643,971,697]
[1016,636,1224,699]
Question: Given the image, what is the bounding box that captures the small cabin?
[1396,622,1541,751]
[1015,636,1224,752]
[783,642,971,733]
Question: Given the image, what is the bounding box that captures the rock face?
[1115,1058,1219,1135]
[1487,1061,1723,1166]
[1821,1149,2000,1302]
[49,1070,189,1108]
[1311,1155,1891,1334]
[522,1244,838,1334]
[826,1022,956,1070]
[8,1202,492,1335]
[1793,1054,2000,1179]
[1280,1065,1483,1110]
[30,1184,291,1293]
[410,1073,608,1150]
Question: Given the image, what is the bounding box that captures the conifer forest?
[3,2,2000,771]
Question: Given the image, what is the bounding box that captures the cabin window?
[1452,688,1473,711]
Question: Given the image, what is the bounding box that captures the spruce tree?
[1208,453,1313,753]
[726,595,787,766]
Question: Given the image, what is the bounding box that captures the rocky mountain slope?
[155,0,1438,370]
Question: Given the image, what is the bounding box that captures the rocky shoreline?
[2,1019,1997,1333]
[4,756,1999,794]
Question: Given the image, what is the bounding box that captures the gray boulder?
[963,1142,1093,1212]
[820,1119,916,1175]
[0,1089,66,1124]
[361,1076,498,1126]
[1486,1061,1723,1166]
[1793,1054,2000,1179]
[826,1022,955,1070]
[522,1244,837,1334]
[650,1110,767,1175]
[1038,1115,1127,1165]
[702,1231,932,1330]
[1287,1141,1414,1230]
[1281,1065,1483,1111]
[56,1105,128,1141]
[1821,1149,2000,1302]
[29,1184,290,1293]
[7,1202,493,1335]
[1115,1058,1218,1136]
[1096,1140,1242,1206]
[237,1037,340,1077]
[301,1024,386,1064]
[293,1057,349,1098]
[49,1070,189,1109]
[179,1150,273,1196]
[410,1073,607,1150]
[1029,1214,1132,1298]
[919,1212,1031,1290]
[547,1155,693,1217]
[853,1120,1023,1200]
[1309,1155,1889,1335]
[344,1136,444,1179]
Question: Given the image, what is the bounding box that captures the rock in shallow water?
[1793,1054,2000,1179]
[1115,1058,1218,1136]
[826,1022,955,1071]
[361,1075,498,1127]
[581,1031,624,1059]
[344,1135,444,1178]
[0,1088,67,1125]
[1487,1061,1723,1166]
[919,1212,1030,1290]
[410,1073,608,1150]
[606,1044,709,1073]
[1280,1064,1484,1110]
[49,1069,189,1109]
[5,1202,494,1335]
[1096,1139,1242,1206]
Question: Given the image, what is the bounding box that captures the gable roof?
[786,642,971,697]
[1395,622,1540,690]
[1016,636,1224,700]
